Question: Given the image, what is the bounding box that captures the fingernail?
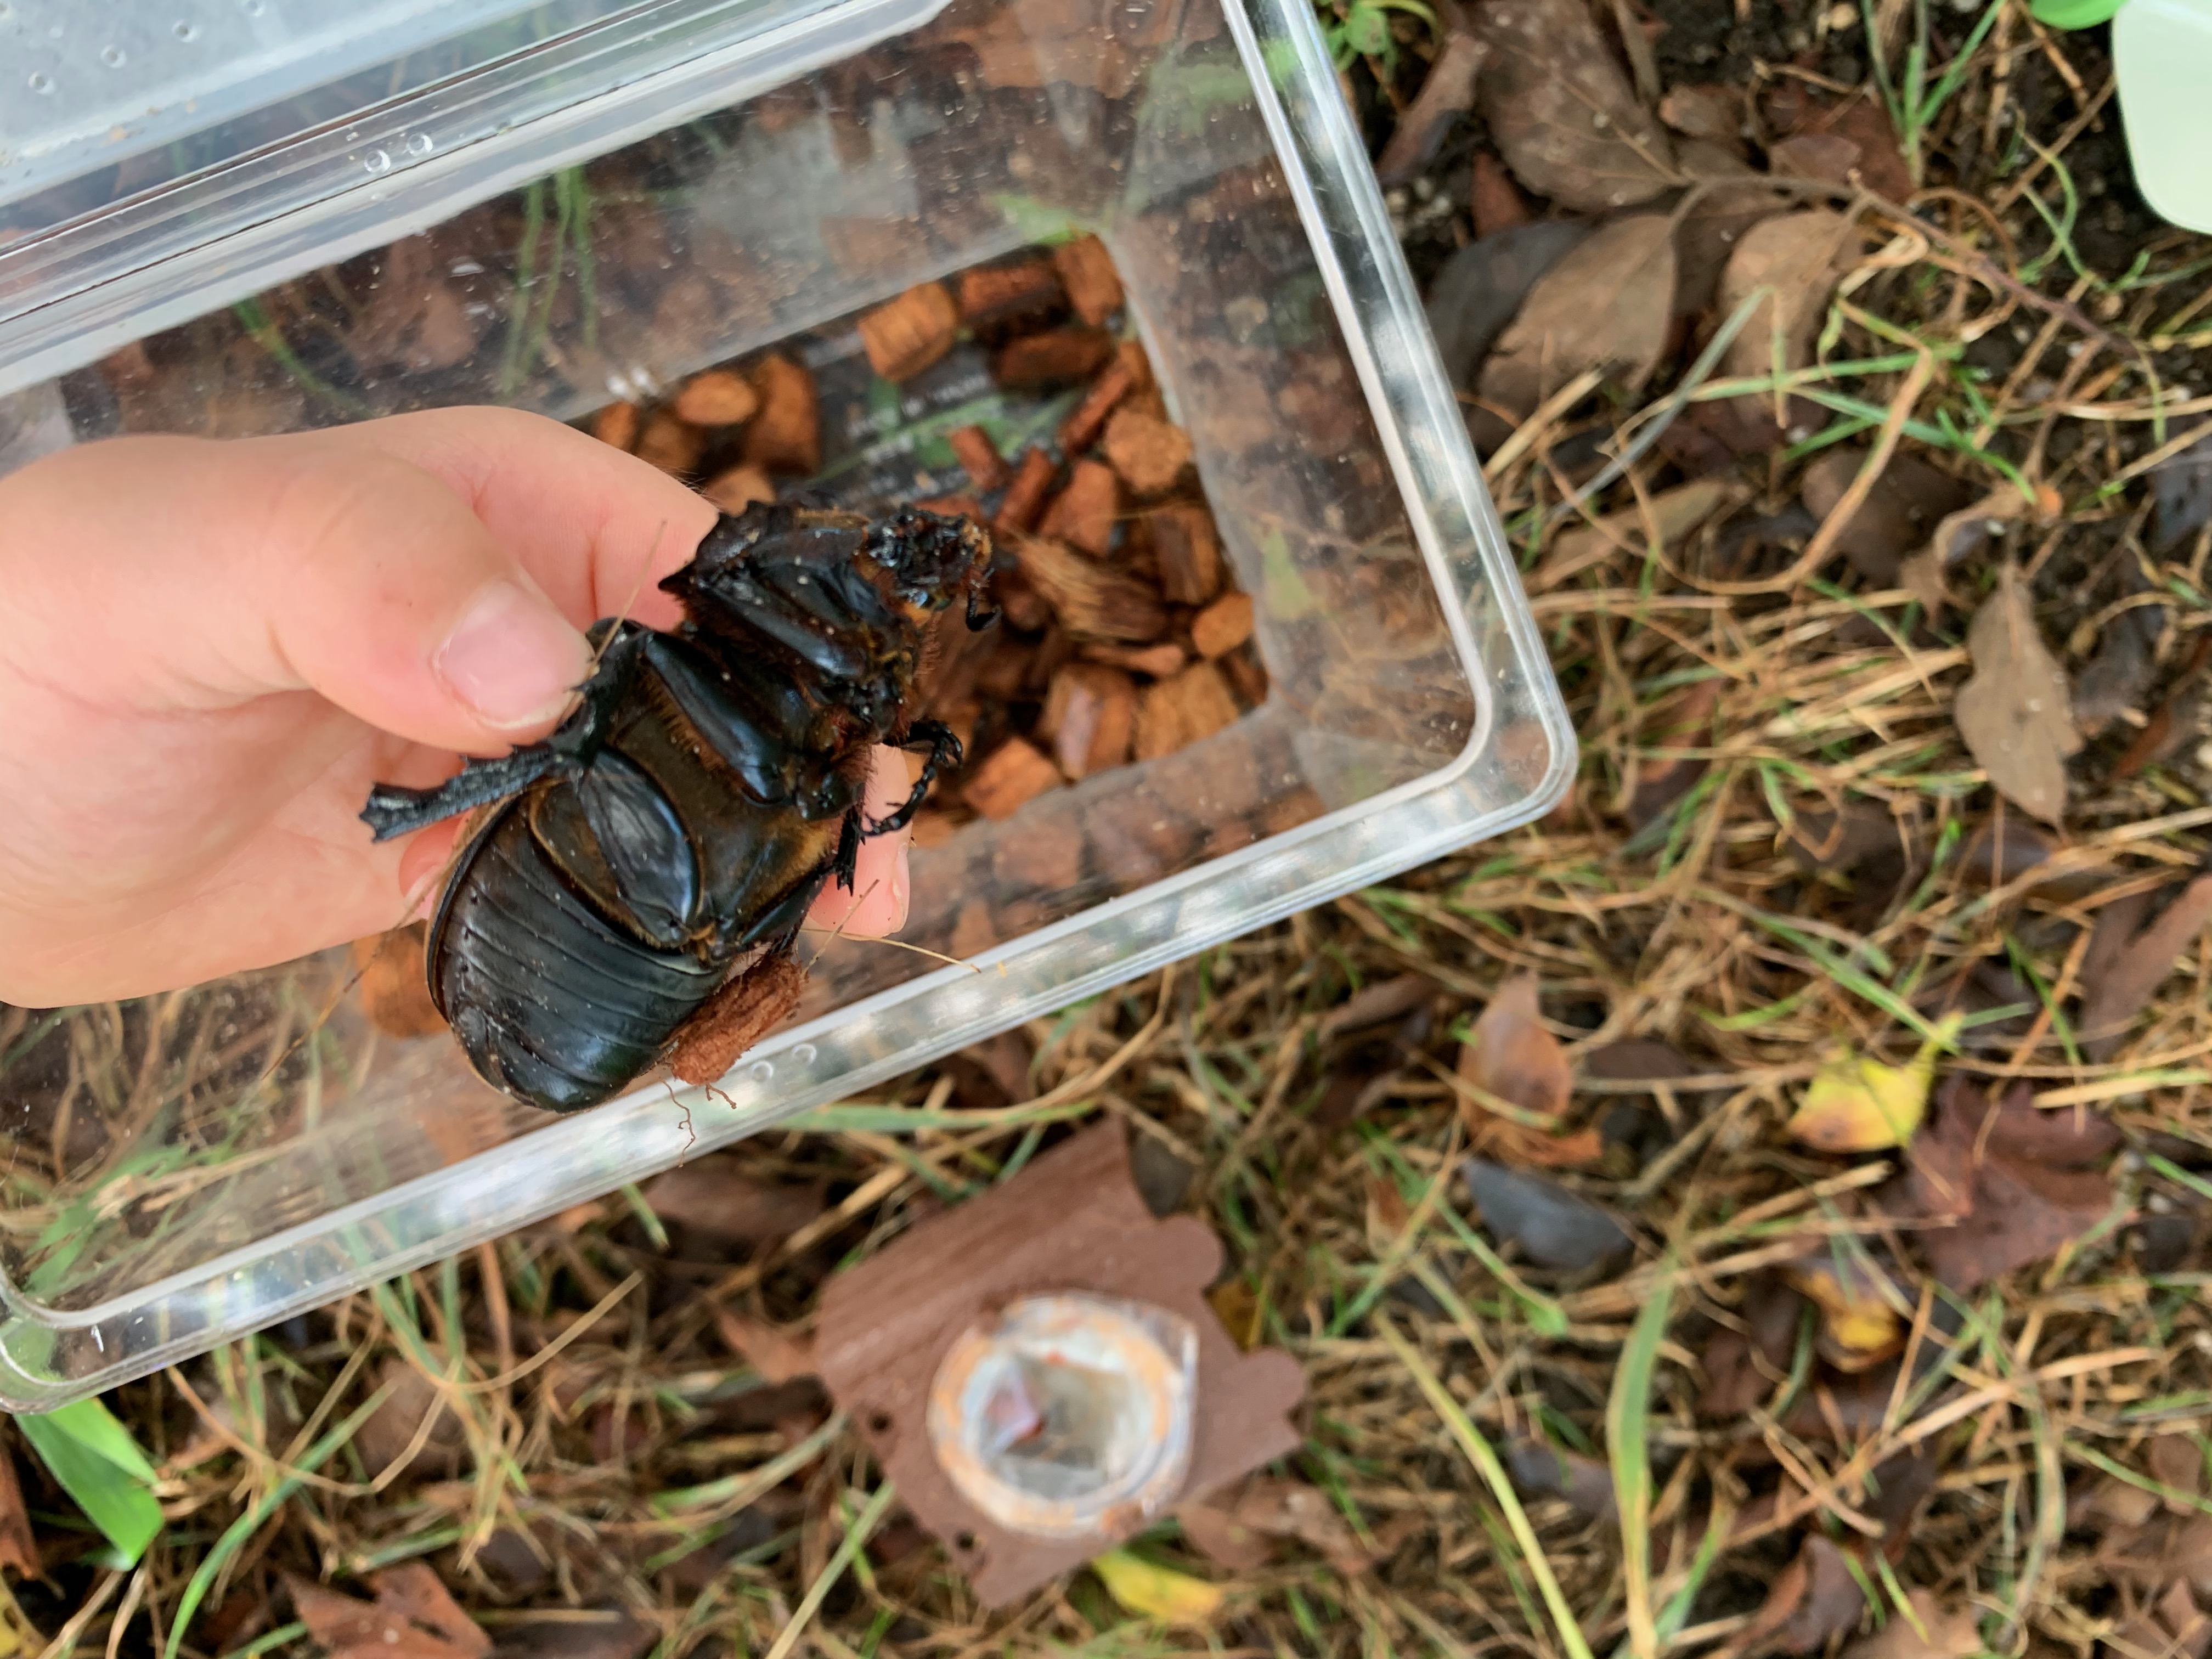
[889,840,912,932]
[436,583,591,731]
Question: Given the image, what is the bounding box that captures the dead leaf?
[1177,1501,1272,1573]
[2115,1579,2212,1659]
[286,1567,489,1659]
[1672,139,1787,319]
[2079,873,2212,1057]
[1543,478,1746,589]
[1785,1251,1905,1371]
[1659,83,1743,146]
[1923,483,2060,573]
[2079,1474,2164,1533]
[356,1357,465,1480]
[1506,1437,1618,1521]
[1424,220,1593,391]
[1374,27,1487,185]
[1455,978,1599,1167]
[1764,84,1914,205]
[2097,618,2197,759]
[1739,1534,1869,1654]
[1839,1589,1981,1659]
[1459,974,1568,1122]
[1471,0,1675,211]
[714,1306,818,1384]
[2152,1436,2206,1510]
[352,236,481,374]
[1319,974,1441,1041]
[1216,1477,1372,1576]
[1479,214,1678,418]
[1798,448,1975,585]
[1463,1159,1632,1271]
[1786,1015,1956,1153]
[481,1610,654,1659]
[1469,150,1532,237]
[1091,1548,1223,1623]
[0,1442,37,1578]
[1955,565,2081,824]
[1626,675,1724,831]
[1893,1077,2115,1291]
[636,1159,828,1256]
[1718,210,1857,385]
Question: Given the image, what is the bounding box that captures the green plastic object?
[2029,0,2125,27]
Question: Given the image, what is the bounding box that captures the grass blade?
[1377,1316,1596,1659]
[1608,1259,1675,1659]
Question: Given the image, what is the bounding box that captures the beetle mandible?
[359,500,997,1114]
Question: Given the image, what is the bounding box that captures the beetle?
[359,500,997,1114]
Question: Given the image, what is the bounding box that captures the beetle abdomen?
[433,806,723,1113]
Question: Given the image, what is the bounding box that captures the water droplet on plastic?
[363,149,392,175]
[792,1043,817,1065]
[241,0,266,12]
[406,132,433,156]
[26,70,52,93]
[174,19,200,40]
[100,43,125,66]
[748,1060,774,1082]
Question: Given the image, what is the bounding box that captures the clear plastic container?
[0,0,1571,1406]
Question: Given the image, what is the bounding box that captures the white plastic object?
[2115,0,2212,234]
[927,1295,1197,1538]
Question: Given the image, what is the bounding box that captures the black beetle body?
[360,502,996,1113]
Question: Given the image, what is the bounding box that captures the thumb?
[2,432,600,755]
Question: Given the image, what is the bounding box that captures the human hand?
[0,407,913,1007]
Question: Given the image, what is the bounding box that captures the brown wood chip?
[1151,504,1222,603]
[741,352,822,475]
[702,464,776,514]
[673,369,761,427]
[1102,408,1193,495]
[994,448,1058,533]
[993,326,1115,389]
[949,424,1010,490]
[1053,234,1125,325]
[1038,458,1120,557]
[1192,591,1255,659]
[858,281,960,382]
[964,738,1064,819]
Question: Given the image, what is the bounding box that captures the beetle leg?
[830,806,864,892]
[359,625,650,843]
[864,719,961,837]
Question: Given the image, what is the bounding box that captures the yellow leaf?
[1785,1014,1961,1153]
[1091,1549,1225,1624]
[1785,1256,1904,1371]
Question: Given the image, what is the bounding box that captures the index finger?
[290,407,719,632]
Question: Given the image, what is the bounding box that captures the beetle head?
[863,508,996,628]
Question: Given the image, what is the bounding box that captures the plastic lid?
[0,2,656,229]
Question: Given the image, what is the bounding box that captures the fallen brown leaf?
[636,1158,828,1256]
[1471,0,1675,211]
[1764,84,1913,204]
[1216,1477,1372,1576]
[2151,1435,2206,1510]
[2115,1579,2212,1659]
[1506,1437,1618,1521]
[1626,676,1723,831]
[2079,872,2212,1057]
[1718,209,1857,384]
[1839,1589,1981,1659]
[0,1441,36,1578]
[1458,974,1570,1127]
[1659,83,1743,146]
[1374,27,1487,185]
[1176,1500,1272,1573]
[1318,974,1441,1041]
[1479,213,1677,418]
[714,1306,818,1384]
[356,1357,466,1480]
[1954,565,2081,824]
[1542,478,1746,589]
[1798,448,1974,585]
[286,1566,489,1659]
[1893,1077,2115,1291]
[1738,1534,1868,1654]
[1469,150,1532,237]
